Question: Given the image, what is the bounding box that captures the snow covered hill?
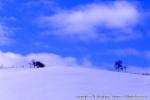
[0,66,150,100]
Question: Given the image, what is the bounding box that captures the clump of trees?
[31,60,45,68]
[114,60,126,72]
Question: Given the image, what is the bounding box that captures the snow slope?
[0,66,150,100]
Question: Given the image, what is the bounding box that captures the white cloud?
[27,53,78,67]
[37,1,141,42]
[98,49,150,63]
[99,48,142,57]
[0,51,80,68]
[0,23,14,45]
[145,51,150,59]
[25,0,59,13]
[127,66,150,73]
[105,49,150,61]
[25,0,53,8]
[112,48,141,56]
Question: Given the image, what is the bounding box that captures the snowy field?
[0,66,150,100]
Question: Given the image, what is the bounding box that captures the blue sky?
[0,0,150,69]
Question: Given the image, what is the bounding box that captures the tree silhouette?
[114,60,126,72]
[32,60,36,68]
[35,61,45,68]
[31,60,45,68]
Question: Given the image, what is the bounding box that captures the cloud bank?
[0,51,79,68]
[99,48,150,59]
[0,51,150,73]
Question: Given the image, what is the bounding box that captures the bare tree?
[114,60,126,72]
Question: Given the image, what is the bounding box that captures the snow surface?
[0,66,150,100]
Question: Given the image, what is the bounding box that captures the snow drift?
[0,66,150,100]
